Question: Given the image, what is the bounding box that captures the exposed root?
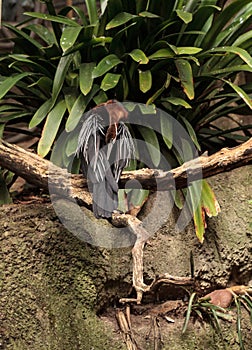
[112,213,193,304]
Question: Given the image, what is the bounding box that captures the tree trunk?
[1,165,251,350]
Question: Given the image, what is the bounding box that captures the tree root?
[112,213,193,304]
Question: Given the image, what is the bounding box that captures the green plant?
[1,0,251,153]
[182,291,252,350]
[0,0,251,240]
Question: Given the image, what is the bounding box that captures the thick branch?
[0,138,251,197]
[119,138,252,190]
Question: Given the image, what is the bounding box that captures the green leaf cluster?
[0,0,251,158]
[183,291,252,350]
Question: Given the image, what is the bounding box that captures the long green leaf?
[201,180,221,217]
[185,180,204,242]
[138,11,160,18]
[0,104,24,113]
[24,12,79,27]
[148,48,174,60]
[29,77,53,96]
[106,12,137,29]
[201,65,252,76]
[241,296,252,323]
[26,24,56,45]
[8,54,51,76]
[138,125,160,167]
[161,97,191,109]
[92,54,122,78]
[65,132,79,157]
[176,9,192,24]
[85,0,98,25]
[210,308,222,333]
[52,54,73,105]
[43,0,62,46]
[38,99,66,157]
[176,47,202,55]
[139,70,152,93]
[216,8,252,47]
[175,59,194,100]
[0,72,33,99]
[200,0,252,49]
[234,297,245,350]
[101,73,121,91]
[160,112,173,149]
[182,292,197,334]
[66,94,86,132]
[129,49,149,64]
[193,203,205,243]
[181,116,201,150]
[207,46,252,68]
[60,26,82,52]
[80,62,96,95]
[0,112,31,123]
[3,23,43,50]
[233,29,252,47]
[147,74,171,105]
[222,78,252,109]
[64,89,79,113]
[66,85,100,132]
[29,98,53,129]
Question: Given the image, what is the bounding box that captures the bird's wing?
[113,123,135,183]
[76,112,118,193]
[76,112,106,183]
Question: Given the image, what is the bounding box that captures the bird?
[76,100,135,219]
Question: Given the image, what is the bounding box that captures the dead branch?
[119,137,252,190]
[0,138,251,197]
[116,307,139,350]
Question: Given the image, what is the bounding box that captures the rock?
[0,165,251,349]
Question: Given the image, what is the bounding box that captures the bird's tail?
[92,179,118,218]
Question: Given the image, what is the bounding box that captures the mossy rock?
[0,165,251,349]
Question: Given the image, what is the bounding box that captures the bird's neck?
[106,123,117,144]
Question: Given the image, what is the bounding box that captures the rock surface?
[0,165,251,349]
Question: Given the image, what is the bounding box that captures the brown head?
[103,100,128,144]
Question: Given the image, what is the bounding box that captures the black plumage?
[76,100,134,218]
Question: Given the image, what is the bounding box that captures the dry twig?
[116,307,139,350]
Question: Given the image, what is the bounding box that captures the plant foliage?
[183,291,252,350]
[0,0,251,239]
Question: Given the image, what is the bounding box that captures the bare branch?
[0,138,251,198]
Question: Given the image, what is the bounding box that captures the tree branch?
[0,138,251,197]
[119,137,252,190]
